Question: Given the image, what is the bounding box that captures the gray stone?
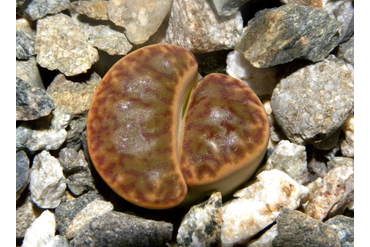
[35,13,99,76]
[64,115,88,150]
[17,0,70,21]
[210,0,252,16]
[45,235,71,247]
[108,0,172,44]
[71,211,173,247]
[271,55,354,145]
[16,151,30,200]
[16,18,36,59]
[327,157,354,170]
[70,1,109,20]
[55,191,104,236]
[236,4,340,68]
[325,0,354,43]
[306,147,328,182]
[17,195,43,239]
[16,78,55,121]
[30,151,67,209]
[272,208,341,247]
[259,140,308,184]
[50,107,72,131]
[313,127,342,151]
[325,215,354,247]
[16,57,44,89]
[161,0,243,53]
[58,148,96,195]
[336,35,354,65]
[177,192,222,247]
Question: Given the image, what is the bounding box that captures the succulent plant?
[87,44,269,209]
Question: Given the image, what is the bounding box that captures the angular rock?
[210,0,252,16]
[16,57,44,89]
[312,128,342,151]
[16,151,30,200]
[280,0,324,8]
[66,200,114,239]
[236,4,340,68]
[65,116,88,150]
[221,169,309,246]
[55,191,104,236]
[325,215,354,247]
[44,235,70,247]
[336,35,354,66]
[177,192,222,247]
[226,50,278,97]
[325,0,354,43]
[70,1,109,20]
[259,140,308,184]
[271,55,354,145]
[16,78,55,121]
[162,0,243,53]
[71,211,173,247]
[327,156,353,170]
[21,210,56,247]
[50,107,73,131]
[272,208,341,247]
[17,0,70,21]
[16,18,36,59]
[108,0,172,44]
[17,195,43,239]
[306,147,328,182]
[35,13,99,76]
[304,162,354,220]
[340,113,354,157]
[30,151,67,209]
[247,224,278,247]
[58,148,96,195]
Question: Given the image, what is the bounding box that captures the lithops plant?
[87,44,269,209]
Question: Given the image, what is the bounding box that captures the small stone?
[16,151,30,200]
[16,57,44,89]
[35,13,99,76]
[325,0,354,43]
[259,140,309,184]
[162,0,243,53]
[50,107,73,131]
[21,210,56,247]
[221,169,309,246]
[210,0,252,16]
[66,200,114,239]
[226,50,278,97]
[280,0,325,8]
[108,0,172,44]
[304,162,354,220]
[236,4,340,68]
[340,113,354,157]
[30,151,67,209]
[16,18,36,59]
[177,192,222,247]
[58,148,96,195]
[336,35,354,66]
[325,215,354,247]
[17,0,70,21]
[271,55,354,145]
[272,208,341,247]
[70,1,109,20]
[64,115,88,150]
[247,224,278,247]
[44,235,70,247]
[17,195,43,239]
[71,211,173,247]
[55,191,104,236]
[326,156,354,170]
[313,128,342,151]
[16,78,55,121]
[306,147,328,182]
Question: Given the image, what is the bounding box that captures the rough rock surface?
[325,0,354,43]
[280,0,324,8]
[16,18,36,59]
[71,211,173,247]
[30,151,67,209]
[340,113,354,157]
[16,57,44,89]
[247,224,278,247]
[236,4,340,68]
[17,0,70,21]
[108,0,172,44]
[70,1,109,20]
[17,195,42,239]
[336,35,354,65]
[162,0,243,53]
[271,55,354,145]
[272,208,341,247]
[16,151,30,200]
[44,235,70,247]
[210,0,252,16]
[35,13,99,76]
[177,192,222,247]
[327,156,354,170]
[325,215,354,247]
[221,169,309,246]
[16,78,55,121]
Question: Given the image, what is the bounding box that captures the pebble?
[259,140,309,184]
[16,18,36,59]
[16,57,44,89]
[336,35,354,65]
[327,156,354,170]
[325,215,354,247]
[21,210,56,247]
[58,148,96,196]
[226,50,278,97]
[209,0,250,16]
[304,162,354,221]
[66,200,114,239]
[325,0,354,43]
[45,235,70,247]
[247,224,278,247]
[108,0,172,44]
[306,147,328,182]
[312,128,342,151]
[177,192,222,247]
[236,4,340,68]
[64,116,88,150]
[16,78,55,121]
[271,55,354,145]
[70,1,109,20]
[340,113,354,157]
[162,0,243,53]
[70,211,173,247]
[50,107,72,131]
[16,151,30,200]
[17,0,70,21]
[30,151,67,209]
[55,191,104,236]
[272,208,341,247]
[17,195,43,239]
[221,169,309,246]
[35,13,99,76]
